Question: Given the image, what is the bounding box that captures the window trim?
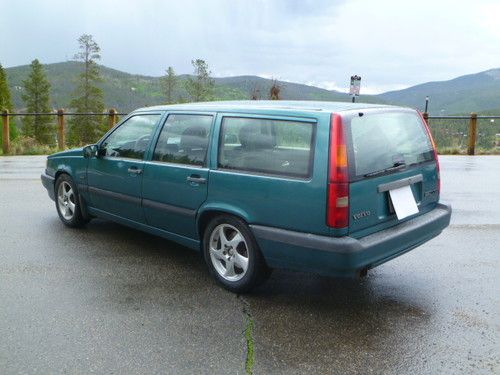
[217,115,317,180]
[98,112,163,161]
[150,112,215,167]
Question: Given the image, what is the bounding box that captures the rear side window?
[153,114,213,166]
[218,117,315,178]
[347,111,434,177]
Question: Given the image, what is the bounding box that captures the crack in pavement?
[237,295,255,375]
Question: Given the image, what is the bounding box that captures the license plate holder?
[388,185,419,220]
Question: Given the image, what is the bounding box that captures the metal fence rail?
[5,112,128,116]
[427,116,500,119]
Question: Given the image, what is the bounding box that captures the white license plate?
[389,185,419,220]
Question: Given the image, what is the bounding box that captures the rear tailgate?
[343,108,440,238]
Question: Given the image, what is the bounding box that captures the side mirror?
[83,144,98,158]
[97,145,107,157]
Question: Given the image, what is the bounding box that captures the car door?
[142,113,214,238]
[87,113,162,223]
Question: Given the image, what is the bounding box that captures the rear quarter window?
[218,117,315,178]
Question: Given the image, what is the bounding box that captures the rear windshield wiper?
[364,162,406,177]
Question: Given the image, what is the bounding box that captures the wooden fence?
[1,110,499,155]
[423,113,500,154]
[1,109,125,154]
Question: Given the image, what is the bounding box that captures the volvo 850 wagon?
[41,101,451,292]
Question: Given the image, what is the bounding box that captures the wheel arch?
[197,204,251,241]
[54,165,74,183]
[197,205,272,291]
[54,168,91,221]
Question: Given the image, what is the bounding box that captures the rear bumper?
[251,203,452,277]
[41,172,55,201]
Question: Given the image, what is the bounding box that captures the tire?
[55,174,87,228]
[203,215,272,293]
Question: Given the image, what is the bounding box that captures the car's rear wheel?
[55,174,86,227]
[203,215,271,293]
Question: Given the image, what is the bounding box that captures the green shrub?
[9,136,58,155]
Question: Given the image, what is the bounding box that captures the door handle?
[128,167,143,175]
[187,175,207,184]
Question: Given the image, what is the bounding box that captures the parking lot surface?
[0,155,499,374]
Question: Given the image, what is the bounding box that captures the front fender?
[48,155,89,195]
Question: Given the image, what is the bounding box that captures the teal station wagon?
[41,101,451,292]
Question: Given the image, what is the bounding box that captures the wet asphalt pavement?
[0,155,499,374]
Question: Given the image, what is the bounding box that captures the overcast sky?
[1,0,499,94]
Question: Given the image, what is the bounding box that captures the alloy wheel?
[208,224,249,282]
[57,181,76,220]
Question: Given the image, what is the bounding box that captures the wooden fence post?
[108,108,117,129]
[422,112,429,124]
[2,109,10,154]
[57,109,65,150]
[467,113,477,155]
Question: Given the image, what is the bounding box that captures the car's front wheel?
[55,174,86,227]
[203,215,271,293]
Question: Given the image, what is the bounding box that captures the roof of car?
[134,100,399,115]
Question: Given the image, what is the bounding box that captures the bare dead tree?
[269,79,281,100]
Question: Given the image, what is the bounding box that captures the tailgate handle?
[378,174,423,193]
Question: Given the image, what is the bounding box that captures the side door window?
[152,114,213,166]
[102,114,160,159]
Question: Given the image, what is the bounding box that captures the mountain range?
[5,61,500,114]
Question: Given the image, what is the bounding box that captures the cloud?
[1,0,499,93]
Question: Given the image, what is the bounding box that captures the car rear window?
[346,111,435,178]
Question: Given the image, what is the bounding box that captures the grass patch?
[7,136,58,155]
[238,295,255,375]
[438,146,500,155]
[244,316,255,375]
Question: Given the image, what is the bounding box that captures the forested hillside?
[5,62,500,115]
[5,62,381,112]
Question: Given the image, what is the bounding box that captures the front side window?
[102,114,160,159]
[218,117,315,178]
[152,114,213,166]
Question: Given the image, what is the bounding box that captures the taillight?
[327,114,349,228]
[419,112,440,194]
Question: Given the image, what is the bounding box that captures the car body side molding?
[142,199,196,218]
[88,186,141,205]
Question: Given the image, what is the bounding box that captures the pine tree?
[0,64,12,111]
[21,59,54,144]
[67,34,105,145]
[162,66,177,104]
[185,59,214,102]
[0,63,18,146]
